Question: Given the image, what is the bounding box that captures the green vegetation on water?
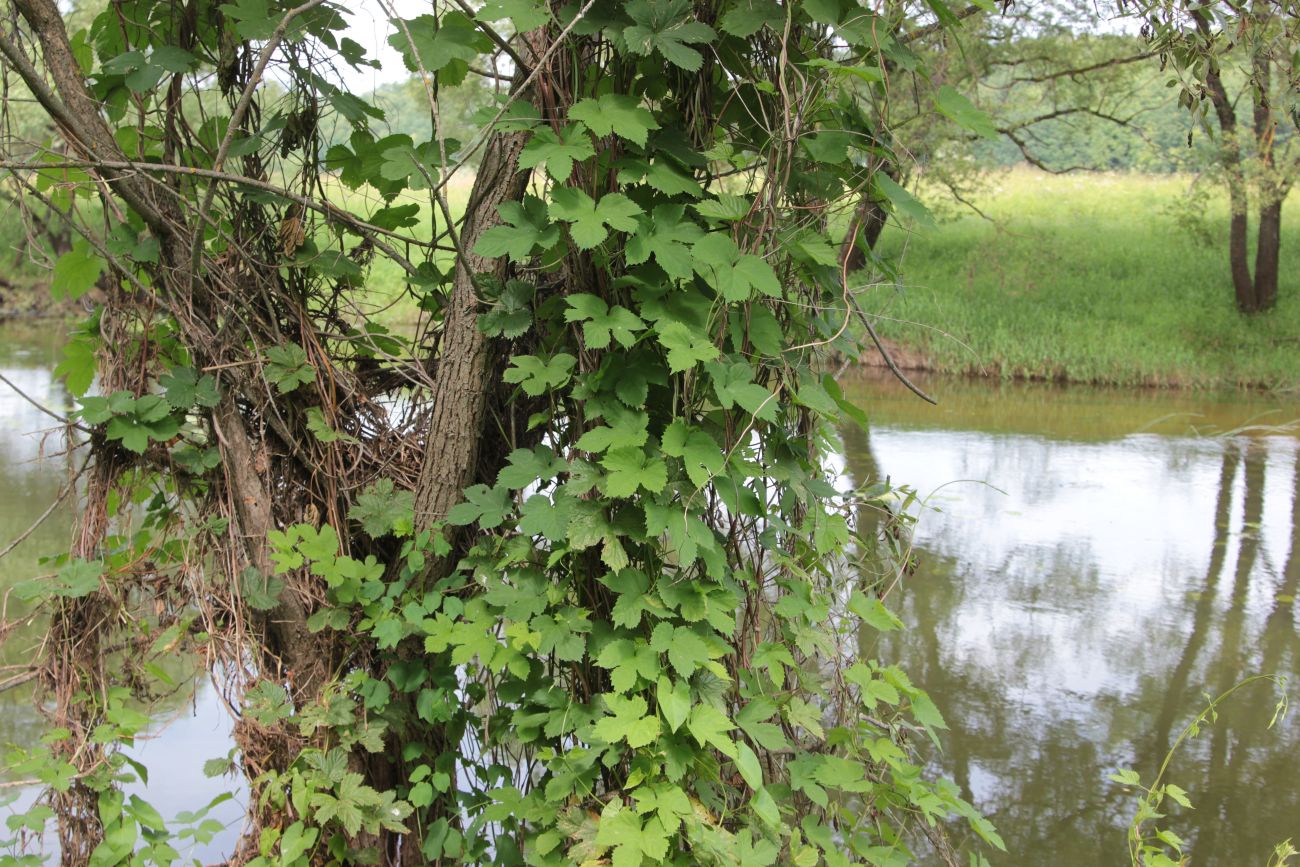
[873,169,1300,391]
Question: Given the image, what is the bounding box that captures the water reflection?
[0,324,240,860]
[842,373,1300,866]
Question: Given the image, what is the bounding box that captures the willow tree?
[1133,0,1300,313]
[0,0,1001,864]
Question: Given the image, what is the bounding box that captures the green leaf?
[625,204,705,280]
[734,741,763,789]
[518,492,573,541]
[592,694,662,748]
[445,484,513,529]
[51,240,103,301]
[707,360,777,420]
[306,407,358,444]
[934,84,999,139]
[497,445,564,489]
[908,690,947,730]
[849,591,904,632]
[661,420,724,488]
[569,94,660,147]
[55,334,96,396]
[596,800,670,867]
[503,353,576,396]
[1165,784,1193,809]
[656,676,691,732]
[600,446,668,498]
[477,0,551,31]
[240,566,284,611]
[686,702,736,757]
[104,394,180,453]
[220,0,276,40]
[349,479,414,537]
[125,795,166,832]
[1109,769,1142,786]
[549,188,642,249]
[151,45,197,73]
[15,558,104,602]
[595,639,660,692]
[651,623,724,679]
[479,279,535,338]
[719,0,783,36]
[624,0,717,71]
[874,173,935,229]
[88,820,137,867]
[473,197,560,261]
[564,293,645,348]
[791,230,840,266]
[518,124,596,181]
[265,343,315,393]
[693,234,781,301]
[657,321,718,373]
[802,130,854,164]
[389,12,491,74]
[693,193,752,222]
[575,408,649,453]
[278,821,319,864]
[159,366,220,410]
[378,140,440,189]
[642,160,704,198]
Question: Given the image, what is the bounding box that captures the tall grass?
[871,168,1300,390]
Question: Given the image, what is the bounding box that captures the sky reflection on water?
[841,373,1299,866]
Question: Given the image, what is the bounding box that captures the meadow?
[870,168,1300,390]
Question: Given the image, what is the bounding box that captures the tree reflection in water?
[839,380,1300,866]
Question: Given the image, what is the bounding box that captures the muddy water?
[3,322,1297,864]
[840,373,1300,866]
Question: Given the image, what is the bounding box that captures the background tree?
[1126,0,1299,312]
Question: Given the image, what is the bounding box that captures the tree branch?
[1009,50,1156,83]
[898,4,986,44]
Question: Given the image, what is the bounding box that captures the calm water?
[840,373,1300,866]
[3,324,1298,863]
[0,324,241,860]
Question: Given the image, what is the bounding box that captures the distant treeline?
[345,35,1225,175]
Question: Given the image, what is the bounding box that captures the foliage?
[0,0,1006,864]
[1110,675,1290,866]
[1124,0,1300,311]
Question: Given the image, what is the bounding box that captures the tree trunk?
[1206,69,1257,311]
[413,32,549,543]
[1227,191,1258,311]
[840,162,898,274]
[412,130,531,535]
[1250,20,1280,313]
[1255,198,1282,310]
[1194,10,1260,312]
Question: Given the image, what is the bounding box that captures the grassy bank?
[871,169,1300,390]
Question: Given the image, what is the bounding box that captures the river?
[1,324,1296,864]
[840,372,1300,865]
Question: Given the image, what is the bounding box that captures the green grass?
[357,176,474,332]
[870,168,1300,390]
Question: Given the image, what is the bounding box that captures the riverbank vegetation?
[0,0,1012,864]
[0,0,1296,862]
[872,170,1300,391]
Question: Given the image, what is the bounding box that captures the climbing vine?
[0,0,1002,864]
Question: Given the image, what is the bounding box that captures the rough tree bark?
[412,132,533,533]
[1251,18,1280,311]
[1192,3,1288,314]
[413,33,548,542]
